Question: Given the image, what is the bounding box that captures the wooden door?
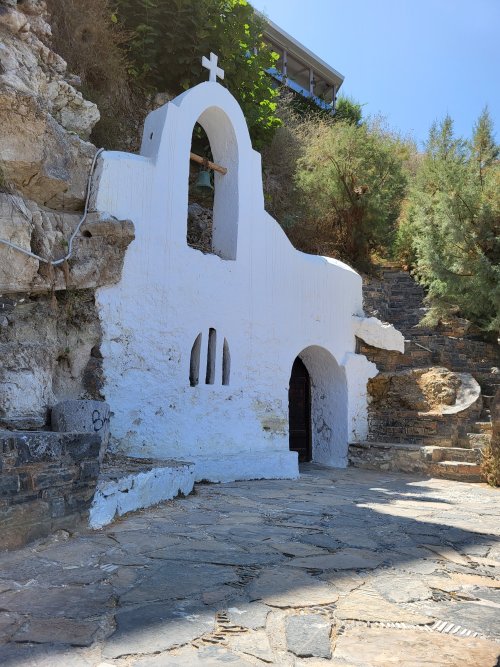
[288,357,312,462]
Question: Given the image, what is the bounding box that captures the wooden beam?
[190,152,227,175]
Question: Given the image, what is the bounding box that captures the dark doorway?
[288,357,312,462]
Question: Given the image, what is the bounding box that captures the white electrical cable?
[0,147,104,266]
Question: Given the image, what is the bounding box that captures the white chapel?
[91,54,403,483]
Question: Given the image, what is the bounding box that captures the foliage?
[261,94,312,227]
[291,117,411,268]
[114,0,280,148]
[395,109,500,333]
[47,0,138,149]
[482,388,500,486]
[334,96,363,126]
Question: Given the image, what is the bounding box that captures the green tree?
[334,96,363,126]
[395,110,500,333]
[115,0,280,148]
[293,119,410,267]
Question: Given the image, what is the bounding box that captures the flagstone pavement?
[0,465,499,666]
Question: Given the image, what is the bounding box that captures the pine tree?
[396,111,500,334]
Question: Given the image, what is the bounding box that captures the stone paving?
[0,465,499,666]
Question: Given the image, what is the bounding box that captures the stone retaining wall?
[0,430,101,550]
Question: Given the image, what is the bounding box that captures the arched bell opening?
[288,346,348,467]
[187,123,214,253]
[185,105,239,260]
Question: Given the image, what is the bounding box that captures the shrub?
[293,118,411,268]
[46,0,139,150]
[261,93,313,227]
[482,388,500,486]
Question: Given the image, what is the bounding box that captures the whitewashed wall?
[92,81,403,482]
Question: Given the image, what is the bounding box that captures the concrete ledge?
[193,451,299,483]
[89,457,195,529]
[353,315,405,353]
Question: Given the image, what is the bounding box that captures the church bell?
[194,169,213,193]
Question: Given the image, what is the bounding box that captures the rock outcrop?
[0,0,134,427]
[0,1,135,547]
[0,193,134,293]
[0,1,99,209]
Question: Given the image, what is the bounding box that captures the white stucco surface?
[352,316,405,353]
[92,78,401,482]
[89,461,195,529]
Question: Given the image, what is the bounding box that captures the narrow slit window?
[222,338,231,385]
[205,328,216,385]
[189,333,202,387]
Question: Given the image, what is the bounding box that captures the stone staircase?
[351,267,500,482]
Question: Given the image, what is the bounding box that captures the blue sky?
[252,0,499,147]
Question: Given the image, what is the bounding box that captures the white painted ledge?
[194,451,299,483]
[352,316,405,353]
[89,459,195,529]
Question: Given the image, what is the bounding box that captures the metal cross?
[202,52,224,83]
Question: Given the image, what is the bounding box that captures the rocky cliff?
[0,0,134,431]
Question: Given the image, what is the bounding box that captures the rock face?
[368,367,477,415]
[0,0,99,209]
[0,1,135,548]
[187,202,213,253]
[0,193,134,293]
[0,0,134,431]
[0,290,103,428]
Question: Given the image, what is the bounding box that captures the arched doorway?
[288,347,348,467]
[288,357,312,462]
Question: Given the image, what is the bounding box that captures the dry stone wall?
[0,429,101,550]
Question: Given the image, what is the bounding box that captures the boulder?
[0,342,56,426]
[0,193,135,293]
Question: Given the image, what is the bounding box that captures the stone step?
[430,461,483,483]
[348,441,484,483]
[89,456,195,529]
[460,433,492,450]
[472,421,492,434]
[427,446,482,464]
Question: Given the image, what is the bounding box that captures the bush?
[261,93,313,227]
[292,118,411,268]
[482,388,500,486]
[46,0,139,150]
